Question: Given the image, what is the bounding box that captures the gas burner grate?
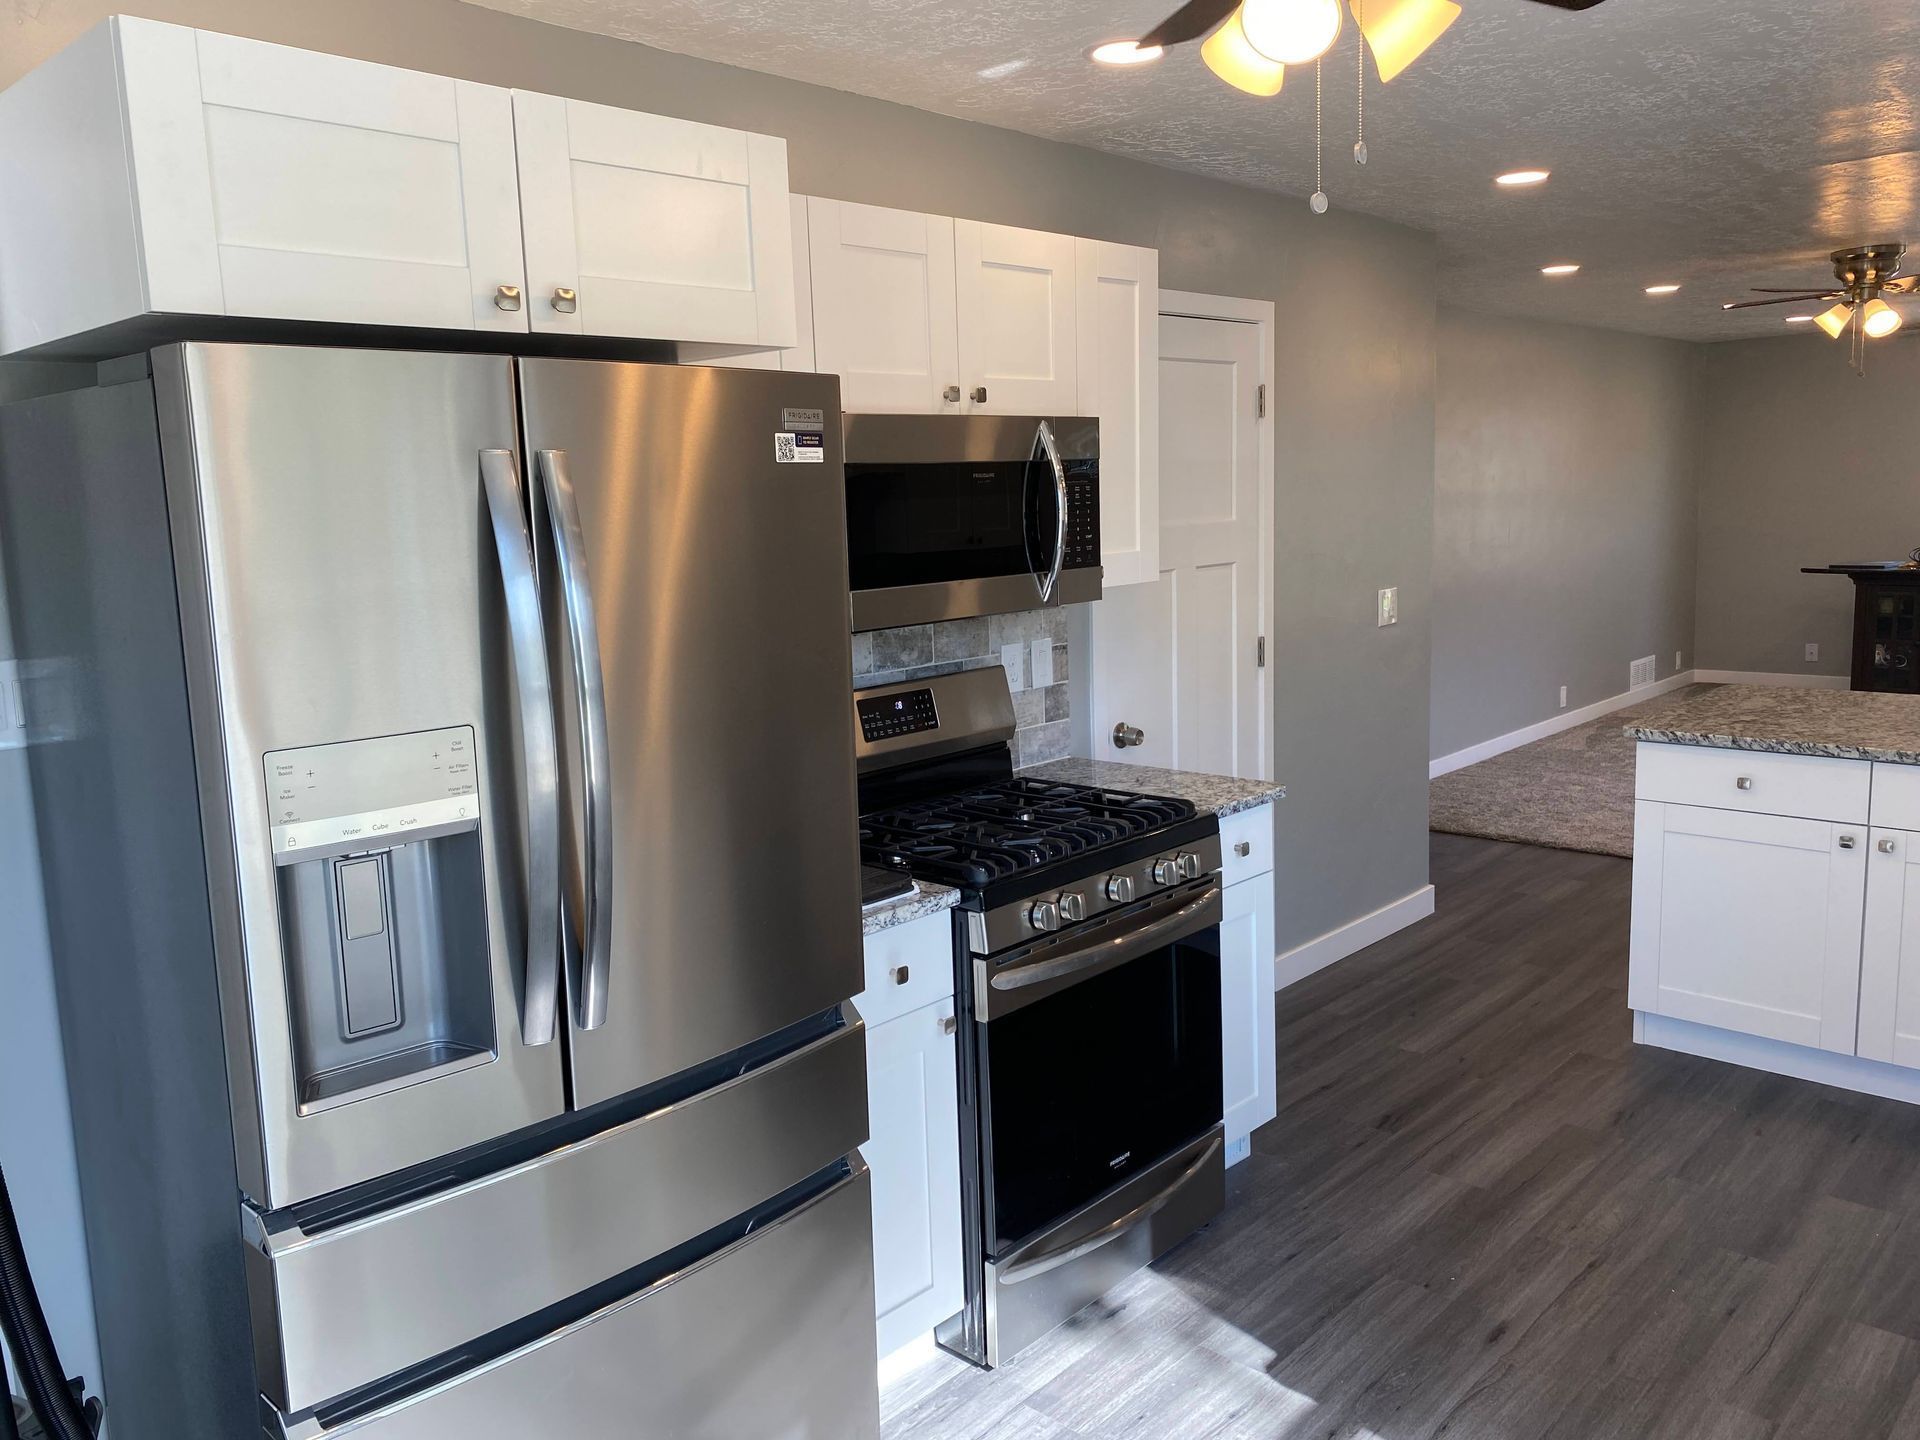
[858,778,1198,892]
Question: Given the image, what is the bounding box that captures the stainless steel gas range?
[854,667,1226,1369]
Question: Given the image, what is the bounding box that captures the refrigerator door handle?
[535,447,614,1031]
[479,449,561,1047]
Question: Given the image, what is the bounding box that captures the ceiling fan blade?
[1722,295,1841,310]
[1518,0,1609,9]
[1138,0,1241,48]
[1884,276,1919,294]
[1746,288,1837,295]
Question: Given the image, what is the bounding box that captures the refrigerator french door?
[0,343,877,1439]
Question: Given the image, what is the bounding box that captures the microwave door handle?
[1035,420,1068,604]
[479,450,561,1047]
[535,448,614,1031]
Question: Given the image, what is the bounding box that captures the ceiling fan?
[1128,0,1607,97]
[1722,245,1915,345]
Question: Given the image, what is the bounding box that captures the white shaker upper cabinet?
[513,92,797,347]
[0,16,530,353]
[807,199,962,413]
[1074,239,1160,587]
[954,220,1078,416]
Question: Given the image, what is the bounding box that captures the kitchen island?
[1625,684,1920,1101]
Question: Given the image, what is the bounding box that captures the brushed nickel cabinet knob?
[971,386,988,404]
[493,284,523,312]
[552,286,578,314]
[943,384,962,403]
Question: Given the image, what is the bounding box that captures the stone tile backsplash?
[853,610,1072,770]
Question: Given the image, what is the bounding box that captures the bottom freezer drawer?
[275,1167,880,1440]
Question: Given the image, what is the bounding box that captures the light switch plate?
[1001,643,1026,692]
[1377,587,1398,627]
[1030,638,1055,689]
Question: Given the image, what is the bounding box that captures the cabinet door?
[702,195,816,372]
[513,91,796,346]
[1858,828,1920,1065]
[1220,870,1276,1158]
[1075,239,1160,587]
[861,997,963,1361]
[807,199,960,413]
[1628,801,1866,1052]
[955,220,1078,415]
[122,20,527,332]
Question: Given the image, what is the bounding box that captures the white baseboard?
[1275,884,1435,991]
[1636,1010,1920,1105]
[1691,670,1850,690]
[1429,670,1698,780]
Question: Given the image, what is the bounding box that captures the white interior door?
[126,22,527,332]
[1076,239,1159,588]
[954,220,1078,415]
[1090,312,1264,777]
[512,92,795,345]
[808,199,960,413]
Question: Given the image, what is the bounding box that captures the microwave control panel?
[1063,462,1100,570]
[858,688,939,743]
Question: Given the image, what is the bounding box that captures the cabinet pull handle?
[1881,838,1899,854]
[1234,841,1252,857]
[1840,834,1858,850]
[1735,776,1754,791]
[551,286,578,314]
[971,386,988,405]
[943,384,962,403]
[493,284,523,312]
[891,965,910,986]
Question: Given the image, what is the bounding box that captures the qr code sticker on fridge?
[773,431,824,464]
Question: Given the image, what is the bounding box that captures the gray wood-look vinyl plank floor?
[883,833,1920,1439]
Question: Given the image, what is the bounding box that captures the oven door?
[844,413,1100,631]
[975,879,1224,1251]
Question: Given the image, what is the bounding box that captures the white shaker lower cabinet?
[954,219,1079,416]
[1629,801,1866,1052]
[1074,239,1160,588]
[511,91,796,347]
[1218,804,1277,1163]
[0,16,530,353]
[1859,828,1920,1066]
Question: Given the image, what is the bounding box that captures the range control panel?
[265,725,479,862]
[857,688,939,743]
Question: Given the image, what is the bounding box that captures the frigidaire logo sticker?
[781,407,826,431]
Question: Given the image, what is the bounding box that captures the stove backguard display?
[857,687,938,743]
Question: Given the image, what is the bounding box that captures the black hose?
[0,1167,94,1440]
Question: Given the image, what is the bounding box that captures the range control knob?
[1176,852,1202,880]
[1105,874,1136,903]
[1028,899,1061,934]
[1151,857,1180,886]
[1058,891,1087,923]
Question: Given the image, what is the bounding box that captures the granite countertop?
[1020,757,1287,817]
[861,879,960,936]
[1624,684,1920,764]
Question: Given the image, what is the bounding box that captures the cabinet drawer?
[857,907,954,1029]
[1220,804,1274,886]
[1635,742,1869,823]
[1872,764,1920,832]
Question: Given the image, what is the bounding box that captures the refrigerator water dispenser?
[265,727,498,1111]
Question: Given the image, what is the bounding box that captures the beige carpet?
[1429,684,1721,857]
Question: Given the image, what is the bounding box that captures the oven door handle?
[998,1130,1224,1285]
[980,882,1221,1020]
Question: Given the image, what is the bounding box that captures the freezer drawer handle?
[999,1132,1224,1285]
[536,448,614,1031]
[479,449,561,1046]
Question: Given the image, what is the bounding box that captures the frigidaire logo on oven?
[1109,1151,1131,1171]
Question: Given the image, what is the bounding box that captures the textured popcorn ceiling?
[465,0,1920,341]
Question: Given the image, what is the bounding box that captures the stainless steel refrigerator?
[0,344,879,1438]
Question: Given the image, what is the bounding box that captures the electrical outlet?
[1377,587,1398,627]
[1805,642,1820,663]
[1029,637,1055,689]
[1559,685,1568,709]
[1000,642,1026,692]
[1675,651,1684,671]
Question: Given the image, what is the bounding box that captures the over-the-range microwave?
[844,413,1101,632]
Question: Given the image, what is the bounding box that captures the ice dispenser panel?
[265,728,497,1112]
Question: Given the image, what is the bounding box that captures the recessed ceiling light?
[1090,39,1163,65]
[1785,315,1815,324]
[1645,284,1681,295]
[1541,264,1581,277]
[1496,170,1551,187]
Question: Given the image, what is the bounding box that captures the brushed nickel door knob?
[1113,723,1145,749]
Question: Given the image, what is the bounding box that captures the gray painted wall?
[0,0,1439,959]
[1431,308,1699,761]
[1694,335,1920,679]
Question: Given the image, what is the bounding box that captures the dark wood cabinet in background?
[1804,567,1920,692]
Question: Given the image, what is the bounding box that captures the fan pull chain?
[1355,0,1369,165]
[1310,59,1329,213]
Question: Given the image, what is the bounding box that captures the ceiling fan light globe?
[1202,9,1287,95]
[1863,298,1903,339]
[1814,302,1853,340]
[1241,0,1344,65]
[1352,0,1461,82]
